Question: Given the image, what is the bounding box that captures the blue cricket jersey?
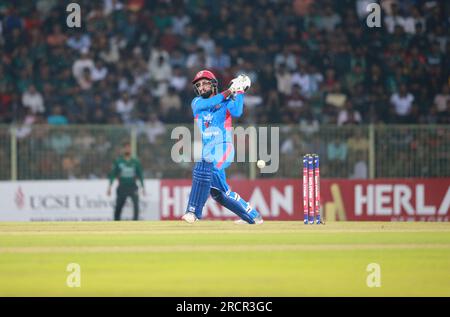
[191,92,244,168]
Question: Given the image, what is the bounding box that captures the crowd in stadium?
[0,0,449,130]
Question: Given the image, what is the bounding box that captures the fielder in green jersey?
[107,143,145,220]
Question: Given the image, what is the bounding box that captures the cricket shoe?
[234,215,264,225]
[181,212,198,224]
[253,215,264,225]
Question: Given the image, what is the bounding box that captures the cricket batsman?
[107,142,145,221]
[182,70,263,224]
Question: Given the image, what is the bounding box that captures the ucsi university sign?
[0,180,160,221]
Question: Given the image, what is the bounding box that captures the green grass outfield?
[0,221,449,296]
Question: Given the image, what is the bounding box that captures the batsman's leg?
[183,160,214,222]
[210,168,263,224]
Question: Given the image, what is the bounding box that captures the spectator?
[62,151,81,179]
[347,130,369,177]
[434,84,450,114]
[72,48,94,82]
[258,64,277,93]
[181,24,197,53]
[325,82,347,109]
[299,108,319,136]
[281,133,302,155]
[160,28,179,53]
[149,53,172,98]
[148,44,170,71]
[46,25,67,47]
[115,92,135,123]
[170,49,187,68]
[90,107,107,124]
[345,63,365,91]
[131,65,151,95]
[221,24,240,53]
[259,28,281,59]
[15,108,37,139]
[239,25,260,60]
[145,113,166,144]
[78,68,93,90]
[242,84,263,123]
[159,86,182,121]
[210,45,231,71]
[306,65,324,98]
[48,130,72,155]
[67,32,91,52]
[350,158,368,179]
[186,47,211,70]
[98,34,121,64]
[402,7,425,34]
[103,0,124,15]
[286,84,306,120]
[169,66,188,93]
[409,23,429,51]
[426,42,443,66]
[327,139,348,162]
[21,85,45,114]
[196,31,215,56]
[384,2,404,34]
[274,46,297,72]
[91,60,108,82]
[337,100,362,126]
[431,26,448,54]
[348,129,369,155]
[47,105,68,125]
[291,64,311,98]
[322,68,339,93]
[390,84,415,123]
[318,6,341,32]
[172,9,190,36]
[73,130,96,151]
[275,63,292,96]
[153,6,172,31]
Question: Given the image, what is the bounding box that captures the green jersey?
[109,156,144,190]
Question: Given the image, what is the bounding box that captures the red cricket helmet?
[192,70,217,84]
[192,70,218,97]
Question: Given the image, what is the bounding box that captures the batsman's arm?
[191,90,233,115]
[227,93,244,117]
